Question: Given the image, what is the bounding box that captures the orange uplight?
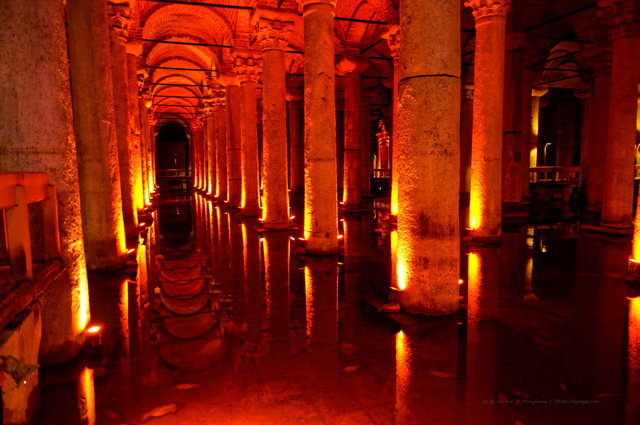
[458,279,464,285]
[629,297,640,385]
[338,234,344,240]
[86,325,101,334]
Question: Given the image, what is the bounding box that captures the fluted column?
[67,0,126,270]
[396,0,460,315]
[383,26,400,217]
[108,2,137,238]
[337,55,370,211]
[223,75,243,208]
[301,0,338,254]
[213,86,228,201]
[234,53,262,216]
[255,8,297,228]
[286,84,304,196]
[466,0,510,243]
[599,0,640,229]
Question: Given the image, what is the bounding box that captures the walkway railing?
[156,169,192,192]
[0,172,60,282]
[529,166,582,185]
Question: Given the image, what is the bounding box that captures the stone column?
[191,115,205,193]
[460,84,474,197]
[225,77,243,208]
[213,88,228,201]
[502,32,526,207]
[67,0,126,270]
[383,26,400,217]
[466,0,510,242]
[520,76,533,200]
[205,102,217,196]
[0,0,90,360]
[360,95,373,199]
[337,56,369,211]
[109,2,137,238]
[254,8,297,228]
[599,0,640,229]
[126,42,145,220]
[301,0,339,255]
[286,84,304,196]
[396,0,460,315]
[529,86,548,168]
[234,53,262,216]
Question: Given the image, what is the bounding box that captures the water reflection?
[628,297,640,424]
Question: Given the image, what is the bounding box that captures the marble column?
[466,0,511,242]
[0,0,90,360]
[383,26,400,217]
[234,53,262,216]
[301,0,338,255]
[502,32,526,206]
[205,103,217,196]
[396,0,460,315]
[126,42,145,220]
[529,86,548,168]
[67,0,126,270]
[225,77,243,208]
[286,85,304,196]
[336,56,369,211]
[254,8,297,228]
[213,87,228,201]
[599,0,640,229]
[191,116,205,193]
[108,2,137,238]
[460,84,474,197]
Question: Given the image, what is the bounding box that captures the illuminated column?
[254,7,297,229]
[360,95,373,199]
[502,33,525,206]
[529,86,548,168]
[627,297,640,425]
[396,0,460,315]
[336,56,369,210]
[213,87,228,201]
[67,0,126,270]
[466,0,510,242]
[0,0,90,359]
[382,25,400,217]
[460,84,474,197]
[243,217,263,354]
[126,42,145,218]
[205,103,217,195]
[264,232,291,358]
[191,116,205,194]
[229,211,246,323]
[382,26,400,217]
[235,53,262,216]
[599,0,640,229]
[302,0,339,255]
[287,84,304,196]
[224,76,243,208]
[108,3,137,238]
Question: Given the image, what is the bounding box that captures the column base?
[239,207,261,217]
[470,235,502,246]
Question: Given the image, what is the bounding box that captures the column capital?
[218,71,240,87]
[108,1,131,43]
[462,84,474,101]
[598,0,640,39]
[232,52,263,83]
[531,86,549,98]
[212,84,227,108]
[464,0,511,20]
[381,25,400,63]
[336,55,370,75]
[126,38,143,56]
[191,114,206,132]
[252,6,297,51]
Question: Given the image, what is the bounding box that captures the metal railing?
[373,169,391,179]
[529,166,582,185]
[156,169,192,191]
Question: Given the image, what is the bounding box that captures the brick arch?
[146,43,220,75]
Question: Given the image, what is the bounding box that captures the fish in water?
[174,383,201,390]
[141,403,184,423]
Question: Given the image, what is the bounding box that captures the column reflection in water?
[395,318,458,425]
[217,207,232,297]
[229,211,246,325]
[77,367,96,425]
[243,217,263,355]
[207,200,219,283]
[263,231,291,365]
[466,247,499,425]
[628,297,640,424]
[305,256,339,390]
[343,215,366,346]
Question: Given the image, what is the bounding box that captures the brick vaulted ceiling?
[127,0,611,121]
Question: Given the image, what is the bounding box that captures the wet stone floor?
[36,194,638,425]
